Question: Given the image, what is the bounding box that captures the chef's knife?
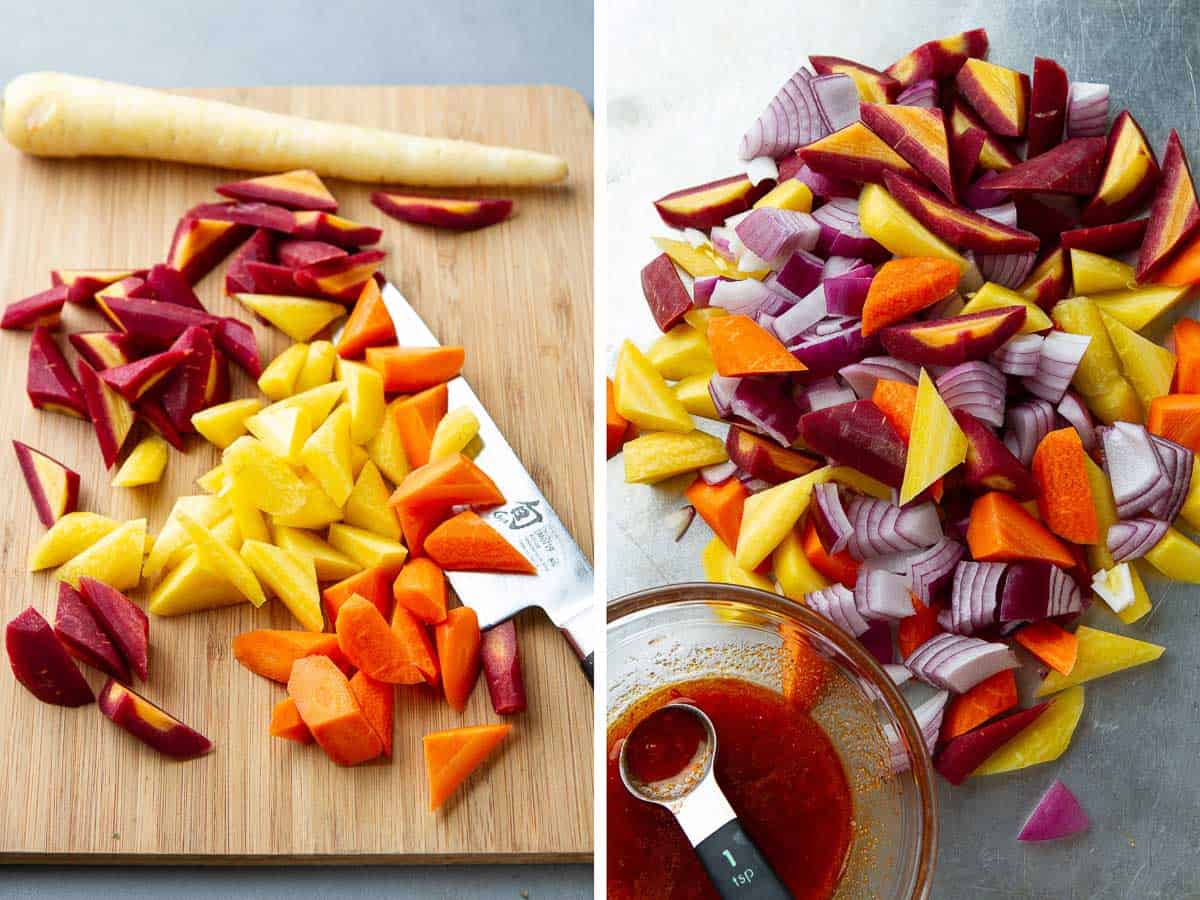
[360,282,595,684]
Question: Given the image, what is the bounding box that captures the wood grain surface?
[0,84,593,863]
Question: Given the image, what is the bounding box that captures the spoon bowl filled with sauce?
[608,584,938,900]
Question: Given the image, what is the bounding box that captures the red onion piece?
[708,374,741,419]
[840,356,920,399]
[710,278,771,315]
[1024,331,1091,403]
[1101,422,1170,518]
[770,289,827,345]
[812,482,853,554]
[855,566,916,620]
[978,250,1038,288]
[846,497,943,561]
[1066,82,1110,138]
[812,74,861,133]
[858,620,895,665]
[1107,518,1168,563]
[794,163,859,200]
[788,322,879,377]
[742,155,779,186]
[909,538,966,604]
[905,632,1019,693]
[1056,390,1096,450]
[728,377,805,446]
[739,66,827,161]
[1018,780,1090,843]
[692,276,726,307]
[802,376,857,411]
[805,584,870,636]
[992,333,1044,377]
[1149,434,1192,522]
[883,663,912,685]
[1003,398,1056,466]
[935,361,1006,428]
[776,250,825,298]
[886,689,948,775]
[710,227,736,261]
[812,198,887,260]
[742,477,771,494]
[823,256,868,278]
[823,272,873,317]
[700,460,739,485]
[976,202,1019,228]
[999,562,1083,622]
[950,561,1006,635]
[896,79,939,108]
[734,208,820,267]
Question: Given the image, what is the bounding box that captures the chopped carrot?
[232,629,351,684]
[365,346,465,394]
[897,595,942,660]
[1148,394,1200,453]
[1031,427,1098,543]
[707,314,806,376]
[388,452,505,510]
[335,278,395,359]
[435,607,482,712]
[322,565,393,624]
[1014,620,1079,676]
[288,655,383,766]
[394,383,447,468]
[392,558,448,624]
[861,257,961,336]
[423,723,512,810]
[425,510,537,574]
[780,622,828,711]
[1173,319,1200,392]
[1154,230,1200,286]
[391,604,440,685]
[606,378,629,458]
[871,379,943,500]
[942,670,1018,739]
[801,515,859,588]
[349,671,394,757]
[966,491,1075,568]
[336,594,424,684]
[684,477,747,551]
[269,697,314,744]
[395,503,451,558]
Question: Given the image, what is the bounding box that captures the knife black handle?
[579,651,593,686]
[694,819,790,900]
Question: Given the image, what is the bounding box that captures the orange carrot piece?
[336,594,424,684]
[871,379,943,500]
[1031,427,1098,544]
[269,697,314,744]
[322,565,393,624]
[435,607,482,712]
[897,595,942,660]
[365,346,465,393]
[335,278,395,359]
[966,491,1075,568]
[393,558,449,624]
[801,516,859,588]
[861,257,961,336]
[391,604,439,686]
[425,510,537,574]
[684,476,747,551]
[942,670,1018,739]
[707,314,806,377]
[1154,230,1200,286]
[1147,394,1200,452]
[395,503,452,559]
[394,383,447,468]
[1173,319,1200,392]
[288,655,383,766]
[1014,621,1079,676]
[606,378,629,459]
[388,452,505,509]
[232,629,351,683]
[349,671,394,757]
[423,723,512,810]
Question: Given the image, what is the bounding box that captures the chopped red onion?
[788,322,878,377]
[710,226,736,261]
[840,356,920,398]
[935,360,1006,428]
[1000,562,1083,622]
[909,538,966,604]
[823,272,873,317]
[1101,422,1170,518]
[742,477,772,493]
[812,197,887,260]
[992,333,1044,377]
[700,460,739,485]
[805,583,870,637]
[739,66,828,161]
[692,276,725,307]
[823,256,868,278]
[949,561,1006,635]
[896,79,939,108]
[886,689,948,774]
[883,663,912,685]
[975,202,1019,228]
[846,497,943,561]
[1003,398,1056,465]
[1107,518,1168,563]
[729,377,805,446]
[742,155,779,186]
[794,162,859,200]
[735,208,820,268]
[771,288,827,345]
[858,620,895,665]
[710,277,771,315]
[923,291,966,320]
[812,74,861,132]
[776,250,825,298]
[1149,434,1192,522]
[855,566,916,620]
[682,227,708,247]
[978,250,1038,288]
[1056,390,1096,450]
[1066,82,1110,138]
[813,482,853,553]
[803,376,857,411]
[905,633,1019,693]
[668,505,696,542]
[708,374,741,419]
[1024,331,1091,403]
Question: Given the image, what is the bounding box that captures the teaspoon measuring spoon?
[618,702,790,899]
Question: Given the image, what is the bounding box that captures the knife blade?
[362,281,595,683]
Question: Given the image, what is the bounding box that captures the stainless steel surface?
[379,283,596,660]
[606,1,1200,895]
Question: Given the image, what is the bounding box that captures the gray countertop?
[0,1,592,898]
[606,0,1200,896]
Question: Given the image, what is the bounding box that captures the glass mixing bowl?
[608,583,938,900]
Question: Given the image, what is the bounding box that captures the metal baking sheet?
[605,1,1200,895]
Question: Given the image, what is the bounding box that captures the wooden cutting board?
[0,84,593,863]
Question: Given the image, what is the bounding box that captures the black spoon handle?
[694,818,791,899]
